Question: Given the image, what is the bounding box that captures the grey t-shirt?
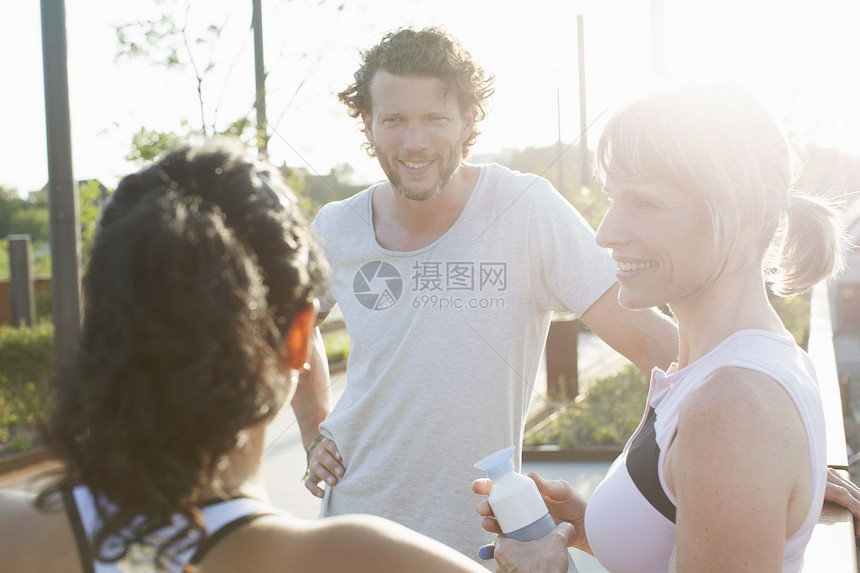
[311,163,617,562]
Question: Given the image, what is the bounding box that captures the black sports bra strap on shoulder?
[189,512,278,565]
[61,488,96,573]
[626,406,677,523]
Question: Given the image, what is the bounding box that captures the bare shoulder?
[199,514,485,573]
[682,366,799,425]
[667,367,814,566]
[674,365,808,481]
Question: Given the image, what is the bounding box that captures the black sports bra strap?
[626,406,677,523]
[189,512,277,565]
[61,488,96,573]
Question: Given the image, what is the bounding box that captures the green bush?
[323,330,350,364]
[0,320,54,453]
[525,364,648,449]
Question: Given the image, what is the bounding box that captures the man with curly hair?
[291,26,679,564]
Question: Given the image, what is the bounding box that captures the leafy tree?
[0,187,22,237]
[115,0,254,162]
[0,181,111,281]
[0,187,49,244]
[78,180,111,262]
[126,125,184,163]
[0,188,35,240]
[115,0,224,136]
[9,208,49,244]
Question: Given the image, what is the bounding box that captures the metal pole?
[8,235,36,328]
[577,14,588,190]
[252,0,268,160]
[41,0,82,365]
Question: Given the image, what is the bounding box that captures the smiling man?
[290,26,679,565]
[364,70,472,203]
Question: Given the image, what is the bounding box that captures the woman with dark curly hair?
[0,140,485,573]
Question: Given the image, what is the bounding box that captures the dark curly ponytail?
[38,139,328,567]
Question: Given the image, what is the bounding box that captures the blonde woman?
[476,83,850,572]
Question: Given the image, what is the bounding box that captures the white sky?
[2,0,860,194]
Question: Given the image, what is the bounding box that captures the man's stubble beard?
[377,144,463,203]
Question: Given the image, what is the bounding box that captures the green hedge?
[323,330,350,364]
[0,321,54,453]
[525,364,648,449]
[0,322,350,454]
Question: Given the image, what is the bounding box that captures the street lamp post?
[41,0,82,367]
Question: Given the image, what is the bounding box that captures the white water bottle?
[474,446,577,572]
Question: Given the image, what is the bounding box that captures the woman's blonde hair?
[595,82,845,296]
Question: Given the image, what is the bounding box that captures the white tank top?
[63,484,285,572]
[584,330,826,573]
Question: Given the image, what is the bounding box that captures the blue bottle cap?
[474,446,516,480]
